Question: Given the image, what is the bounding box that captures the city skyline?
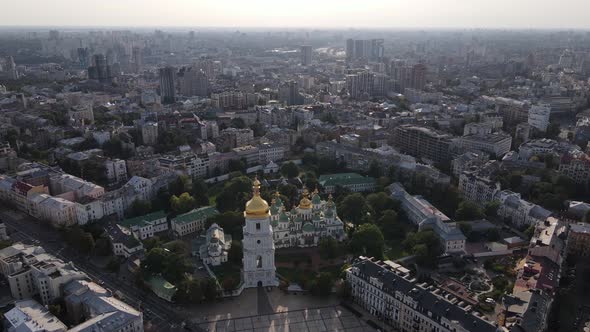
[2,0,590,29]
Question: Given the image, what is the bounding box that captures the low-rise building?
[495,190,552,229]
[197,223,232,266]
[106,224,144,258]
[5,300,68,332]
[119,211,168,240]
[146,275,177,302]
[318,173,376,194]
[458,170,500,206]
[455,133,512,157]
[171,206,219,237]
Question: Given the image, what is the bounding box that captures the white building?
[106,224,144,258]
[119,210,168,240]
[198,223,232,266]
[528,104,551,132]
[242,178,279,288]
[104,158,128,184]
[5,300,67,332]
[346,257,497,332]
[455,133,512,157]
[495,190,552,229]
[458,171,501,206]
[0,244,86,305]
[171,206,219,237]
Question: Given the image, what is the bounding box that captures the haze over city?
[1,0,590,29]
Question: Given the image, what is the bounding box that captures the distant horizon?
[2,0,590,30]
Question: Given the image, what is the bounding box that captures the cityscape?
[1,1,590,332]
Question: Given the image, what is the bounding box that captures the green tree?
[228,159,246,173]
[319,237,340,259]
[201,278,219,302]
[170,192,197,214]
[129,199,152,217]
[403,230,442,267]
[338,193,369,225]
[228,240,243,264]
[376,209,405,240]
[281,162,300,179]
[215,176,252,212]
[230,118,246,129]
[366,192,399,218]
[484,201,500,218]
[455,201,484,221]
[367,160,383,178]
[349,223,385,259]
[206,211,245,239]
[310,272,335,296]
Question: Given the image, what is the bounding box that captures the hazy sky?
[2,0,590,29]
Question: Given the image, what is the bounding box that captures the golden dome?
[245,177,270,217]
[298,187,312,209]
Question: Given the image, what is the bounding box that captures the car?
[485,298,495,304]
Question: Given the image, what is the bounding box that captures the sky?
[2,0,590,29]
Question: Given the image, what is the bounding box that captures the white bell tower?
[242,178,278,288]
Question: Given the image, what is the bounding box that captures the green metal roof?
[302,222,315,232]
[120,210,167,228]
[172,206,219,225]
[318,173,376,187]
[147,275,177,299]
[312,193,321,204]
[279,211,290,222]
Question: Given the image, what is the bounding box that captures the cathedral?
[269,188,346,248]
[242,179,346,288]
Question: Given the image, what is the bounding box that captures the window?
[256,223,261,230]
[257,240,261,244]
[256,255,263,268]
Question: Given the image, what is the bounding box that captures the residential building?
[106,224,144,258]
[171,206,219,237]
[49,173,105,200]
[257,143,286,164]
[179,67,209,97]
[451,152,489,178]
[528,217,566,265]
[455,133,512,157]
[458,170,500,206]
[5,300,67,332]
[0,244,86,305]
[119,211,168,240]
[300,45,312,66]
[318,173,376,194]
[463,122,493,136]
[528,104,551,132]
[346,257,497,332]
[104,158,128,184]
[158,153,209,179]
[558,152,590,184]
[495,190,552,229]
[567,223,590,257]
[0,222,7,240]
[68,104,94,127]
[159,66,176,104]
[392,125,452,164]
[141,122,158,146]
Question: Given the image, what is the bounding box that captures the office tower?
[180,67,209,97]
[159,66,176,104]
[301,45,312,66]
[346,39,385,61]
[279,80,302,106]
[372,74,387,97]
[88,54,112,83]
[77,48,89,69]
[346,71,374,100]
[346,39,355,62]
[1,56,18,80]
[132,46,143,73]
[411,63,427,90]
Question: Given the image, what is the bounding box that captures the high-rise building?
[87,54,112,83]
[279,80,302,106]
[179,67,209,97]
[301,45,312,66]
[345,38,384,61]
[346,71,374,99]
[142,122,159,146]
[0,56,18,80]
[159,66,176,104]
[392,125,452,164]
[132,46,143,73]
[528,104,551,132]
[77,48,89,69]
[242,178,278,288]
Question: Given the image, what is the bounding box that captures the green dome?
[325,208,334,218]
[313,213,321,221]
[312,193,321,205]
[270,205,279,215]
[302,222,315,232]
[279,211,290,223]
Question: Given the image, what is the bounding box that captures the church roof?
[302,222,315,232]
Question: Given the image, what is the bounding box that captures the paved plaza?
[196,305,377,332]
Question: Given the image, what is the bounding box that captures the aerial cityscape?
[1,1,590,332]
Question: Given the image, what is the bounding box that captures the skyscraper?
[345,38,385,61]
[159,66,176,104]
[346,39,355,62]
[279,80,302,106]
[346,71,374,99]
[301,45,312,66]
[87,54,111,83]
[131,47,143,73]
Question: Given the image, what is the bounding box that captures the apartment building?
[392,125,452,164]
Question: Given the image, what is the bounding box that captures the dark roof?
[350,258,497,332]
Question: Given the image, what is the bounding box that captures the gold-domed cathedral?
[242,178,279,288]
[269,188,346,248]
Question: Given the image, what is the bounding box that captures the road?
[0,204,203,332]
